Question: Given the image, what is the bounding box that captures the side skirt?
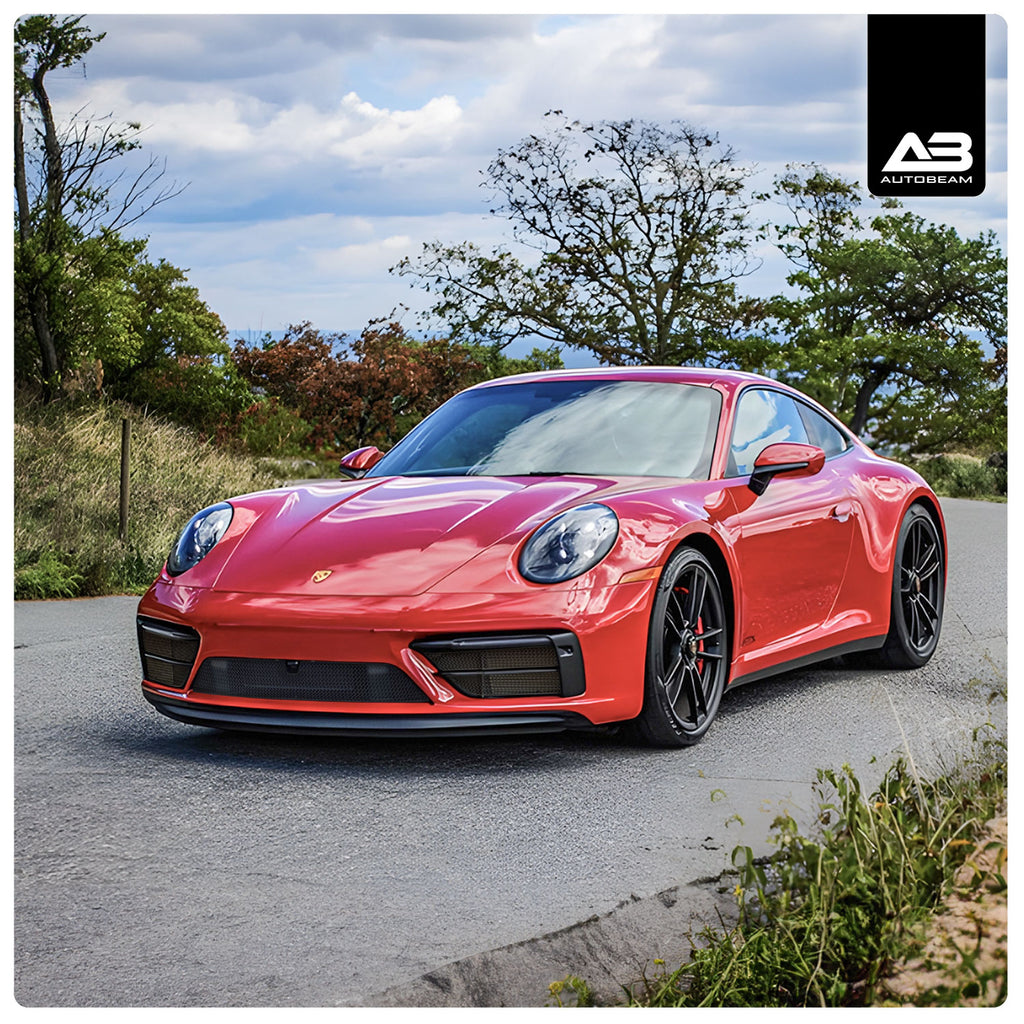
[727,635,887,690]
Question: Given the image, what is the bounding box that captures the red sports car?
[137,368,945,746]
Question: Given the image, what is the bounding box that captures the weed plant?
[14,392,281,597]
[550,710,1006,1009]
[623,740,1006,1007]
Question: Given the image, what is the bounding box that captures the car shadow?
[715,654,864,716]
[98,658,859,780]
[98,711,656,781]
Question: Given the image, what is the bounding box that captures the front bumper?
[137,576,657,730]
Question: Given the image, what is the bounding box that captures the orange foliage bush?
[231,321,482,453]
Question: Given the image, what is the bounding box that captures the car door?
[721,387,857,656]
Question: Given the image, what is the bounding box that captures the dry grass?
[14,392,284,597]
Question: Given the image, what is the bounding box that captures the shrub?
[14,549,85,600]
[227,397,312,456]
[230,321,483,452]
[117,354,257,438]
[913,454,1006,499]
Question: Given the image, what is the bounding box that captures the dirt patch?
[882,812,1007,1006]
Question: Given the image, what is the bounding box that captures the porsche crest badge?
[311,570,333,584]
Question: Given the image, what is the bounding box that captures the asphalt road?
[13,497,1006,1007]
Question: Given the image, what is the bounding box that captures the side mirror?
[748,442,826,495]
[339,445,384,479]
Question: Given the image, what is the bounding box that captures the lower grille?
[138,616,201,690]
[412,632,584,698]
[190,658,430,703]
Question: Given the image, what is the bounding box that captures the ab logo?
[882,132,973,173]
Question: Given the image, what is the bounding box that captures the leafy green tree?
[104,257,252,433]
[394,112,764,367]
[14,230,144,384]
[107,259,230,379]
[15,14,182,396]
[766,166,1006,452]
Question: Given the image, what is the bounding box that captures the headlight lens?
[166,502,233,577]
[519,503,618,584]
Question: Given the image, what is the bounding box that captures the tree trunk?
[14,96,30,239]
[32,66,64,227]
[850,370,888,437]
[15,89,61,395]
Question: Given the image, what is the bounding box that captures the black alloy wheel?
[879,505,944,668]
[630,547,729,747]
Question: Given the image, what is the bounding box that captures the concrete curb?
[366,873,739,1007]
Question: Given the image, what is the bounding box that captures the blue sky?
[42,9,1008,351]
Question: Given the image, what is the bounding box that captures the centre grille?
[412,632,584,699]
[190,658,429,703]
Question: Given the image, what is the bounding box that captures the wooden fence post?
[119,418,130,541]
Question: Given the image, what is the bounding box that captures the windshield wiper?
[404,468,595,478]
[465,467,580,477]
[391,469,472,477]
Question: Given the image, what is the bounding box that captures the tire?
[876,505,944,668]
[628,547,729,747]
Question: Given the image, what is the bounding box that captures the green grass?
[552,702,1006,1008]
[14,392,286,597]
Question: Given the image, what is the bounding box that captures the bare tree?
[394,112,763,366]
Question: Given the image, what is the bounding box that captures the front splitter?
[143,688,598,738]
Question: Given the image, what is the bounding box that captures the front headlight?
[166,502,233,577]
[519,503,619,584]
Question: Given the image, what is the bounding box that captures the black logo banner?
[867,14,986,197]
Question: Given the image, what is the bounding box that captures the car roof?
[469,365,780,392]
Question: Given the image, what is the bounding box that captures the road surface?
[13,497,1006,1006]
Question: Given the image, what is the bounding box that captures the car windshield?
[366,379,722,479]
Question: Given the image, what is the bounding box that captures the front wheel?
[877,505,945,668]
[628,547,729,747]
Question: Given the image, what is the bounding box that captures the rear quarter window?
[797,403,849,458]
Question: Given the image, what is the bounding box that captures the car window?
[797,403,849,458]
[728,389,810,477]
[424,401,529,468]
[368,380,723,479]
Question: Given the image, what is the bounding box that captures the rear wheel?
[877,505,944,668]
[629,547,729,747]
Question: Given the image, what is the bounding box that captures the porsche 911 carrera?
[137,367,946,746]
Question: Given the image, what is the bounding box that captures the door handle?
[830,501,852,523]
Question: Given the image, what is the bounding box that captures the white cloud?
[63,80,464,168]
[327,93,463,164]
[309,233,415,277]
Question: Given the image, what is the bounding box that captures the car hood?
[212,474,653,596]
